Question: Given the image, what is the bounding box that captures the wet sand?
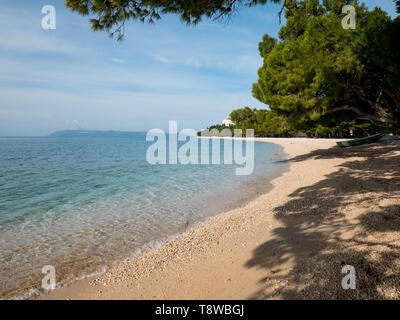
[42,138,400,300]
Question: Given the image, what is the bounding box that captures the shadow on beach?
[245,141,400,300]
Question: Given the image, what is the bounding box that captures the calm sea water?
[0,134,287,299]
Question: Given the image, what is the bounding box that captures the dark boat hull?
[337,134,384,148]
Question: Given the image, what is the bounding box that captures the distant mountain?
[48,130,144,138]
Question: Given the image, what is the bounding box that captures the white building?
[222,118,235,127]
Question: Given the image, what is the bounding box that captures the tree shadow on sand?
[245,141,400,300]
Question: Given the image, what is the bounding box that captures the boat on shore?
[337,134,384,148]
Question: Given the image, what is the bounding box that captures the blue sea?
[0,134,287,299]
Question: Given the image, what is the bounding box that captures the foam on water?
[0,135,288,299]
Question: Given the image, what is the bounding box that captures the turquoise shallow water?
[0,134,287,299]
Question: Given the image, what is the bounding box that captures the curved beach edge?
[38,138,340,300]
[41,138,400,300]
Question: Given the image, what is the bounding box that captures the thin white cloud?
[149,51,260,74]
[150,53,201,68]
[185,57,201,68]
[112,58,126,64]
[0,57,223,93]
[150,53,175,64]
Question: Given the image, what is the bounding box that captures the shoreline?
[39,137,335,300]
[42,137,400,300]
[5,138,285,300]
[35,138,290,300]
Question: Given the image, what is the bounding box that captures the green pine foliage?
[65,0,280,40]
[253,0,400,135]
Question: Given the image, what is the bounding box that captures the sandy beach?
[42,138,400,300]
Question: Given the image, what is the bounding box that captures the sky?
[0,0,397,136]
